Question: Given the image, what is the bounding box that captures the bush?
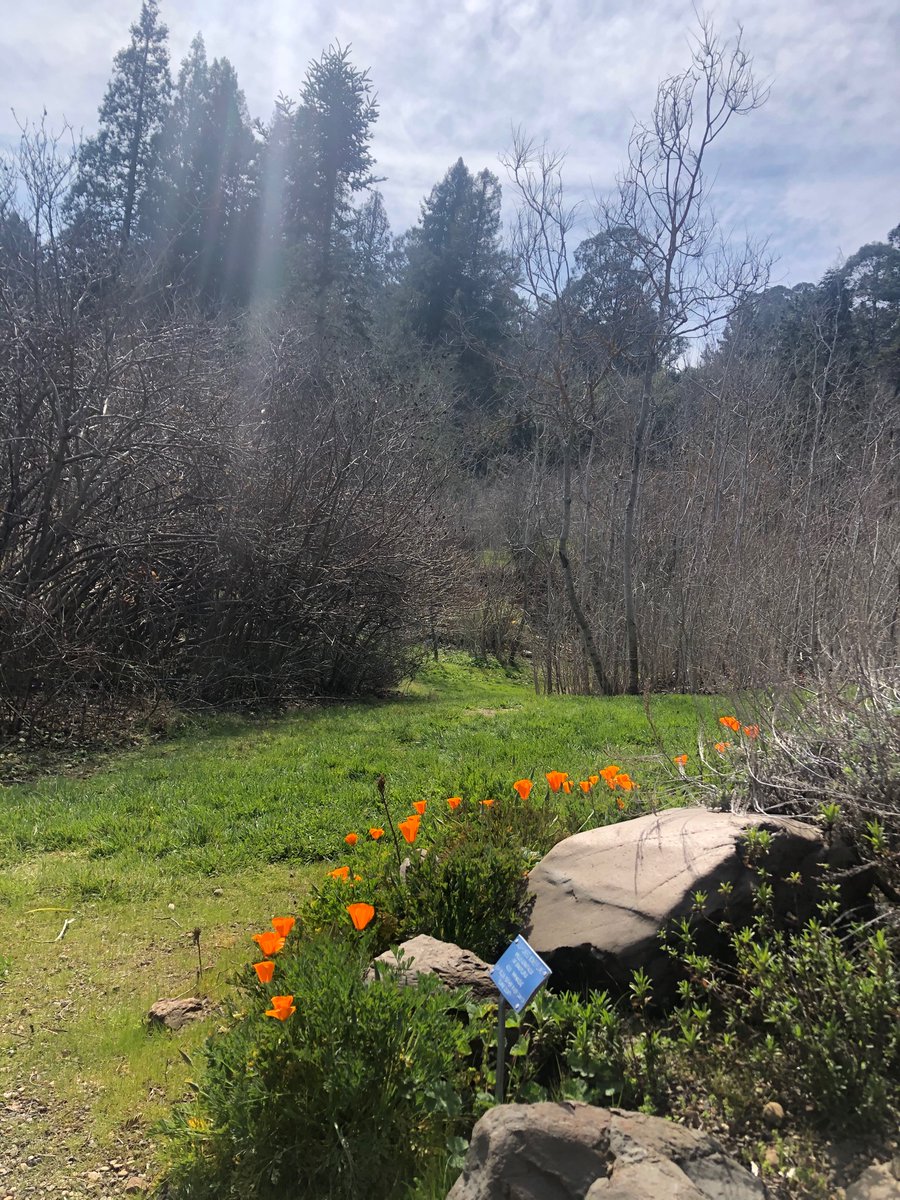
[160,935,475,1200]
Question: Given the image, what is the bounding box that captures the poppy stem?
[376,774,405,878]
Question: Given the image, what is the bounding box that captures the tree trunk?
[623,359,655,694]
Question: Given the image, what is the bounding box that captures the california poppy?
[616,796,626,811]
[271,916,295,938]
[588,775,600,786]
[719,716,741,733]
[413,800,427,815]
[545,771,568,793]
[714,741,731,754]
[562,780,573,793]
[252,931,285,957]
[265,994,296,1021]
[579,780,592,793]
[346,903,375,931]
[398,815,420,844]
[344,832,358,846]
[368,828,385,840]
[673,754,688,768]
[480,798,495,808]
[513,779,533,800]
[329,865,350,881]
[447,796,462,810]
[614,773,635,791]
[743,724,760,739]
[253,960,275,984]
[599,765,620,788]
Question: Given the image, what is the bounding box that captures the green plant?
[160,935,475,1200]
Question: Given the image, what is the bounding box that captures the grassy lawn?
[0,657,720,1196]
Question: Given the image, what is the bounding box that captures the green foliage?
[161,936,472,1200]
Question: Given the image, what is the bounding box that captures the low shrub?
[160,935,475,1200]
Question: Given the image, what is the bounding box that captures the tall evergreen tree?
[65,0,171,247]
[151,36,258,303]
[275,44,378,324]
[401,159,514,407]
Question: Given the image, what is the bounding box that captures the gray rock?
[446,1103,764,1200]
[368,934,495,999]
[525,807,870,994]
[846,1162,900,1200]
[147,997,210,1031]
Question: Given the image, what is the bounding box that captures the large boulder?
[446,1102,764,1200]
[525,807,870,994]
[367,934,495,999]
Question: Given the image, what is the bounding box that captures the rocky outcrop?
[846,1161,900,1200]
[525,807,870,994]
[446,1102,765,1199]
[367,934,495,998]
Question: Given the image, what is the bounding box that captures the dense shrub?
[160,936,474,1200]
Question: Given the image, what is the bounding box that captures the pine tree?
[65,0,171,248]
[280,44,378,322]
[401,159,514,407]
[150,36,258,303]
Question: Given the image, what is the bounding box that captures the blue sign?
[490,935,551,1012]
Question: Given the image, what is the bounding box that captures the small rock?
[764,1145,780,1169]
[124,1176,148,1193]
[212,888,224,897]
[368,935,495,999]
[147,997,210,1031]
[762,1101,784,1127]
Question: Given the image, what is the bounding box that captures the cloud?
[2,0,897,283]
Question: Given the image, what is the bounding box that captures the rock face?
[147,997,210,1031]
[367,934,495,998]
[446,1102,765,1200]
[525,807,870,994]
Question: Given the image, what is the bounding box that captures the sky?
[2,0,898,287]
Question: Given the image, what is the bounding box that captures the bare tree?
[608,17,770,691]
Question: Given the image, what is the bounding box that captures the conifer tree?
[66,0,171,247]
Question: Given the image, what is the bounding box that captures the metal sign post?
[489,935,551,1106]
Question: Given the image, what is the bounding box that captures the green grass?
[0,656,720,894]
[0,655,724,1190]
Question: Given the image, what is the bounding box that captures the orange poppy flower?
[719,716,741,733]
[271,916,295,939]
[265,994,296,1021]
[579,780,592,793]
[369,827,385,840]
[616,796,626,810]
[252,931,285,957]
[614,773,635,791]
[398,816,420,844]
[412,800,427,815]
[329,866,350,881]
[447,796,462,810]
[344,832,358,846]
[714,741,731,754]
[562,780,573,793]
[673,754,688,767]
[346,903,375,931]
[743,724,760,739]
[480,798,495,808]
[599,765,620,788]
[513,779,533,800]
[588,775,600,786]
[253,960,275,984]
[545,771,568,792]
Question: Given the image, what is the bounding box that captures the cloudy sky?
[3,0,898,285]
